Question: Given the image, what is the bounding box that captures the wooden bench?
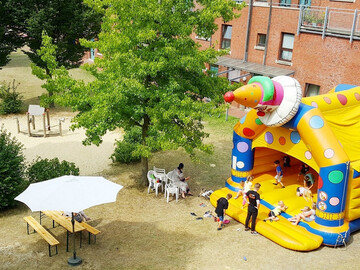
[80,222,101,244]
[23,216,60,257]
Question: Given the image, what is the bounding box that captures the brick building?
[192,0,360,96]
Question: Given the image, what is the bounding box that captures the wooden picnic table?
[41,210,85,251]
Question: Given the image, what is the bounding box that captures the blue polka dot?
[309,115,324,129]
[240,116,246,124]
[290,131,301,144]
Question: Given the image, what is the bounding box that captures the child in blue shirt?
[273,160,285,188]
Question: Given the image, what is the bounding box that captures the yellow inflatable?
[213,76,360,250]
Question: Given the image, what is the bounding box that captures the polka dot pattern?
[318,176,323,189]
[236,161,245,169]
[323,97,331,104]
[243,128,255,137]
[337,94,347,105]
[255,118,262,125]
[328,170,344,184]
[324,148,334,159]
[309,115,324,129]
[311,101,318,108]
[290,131,300,144]
[257,111,265,117]
[355,92,360,101]
[264,132,274,144]
[329,197,340,206]
[305,151,312,160]
[237,142,249,153]
[279,136,286,145]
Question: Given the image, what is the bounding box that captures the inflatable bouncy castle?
[210,76,360,251]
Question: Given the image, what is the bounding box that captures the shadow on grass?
[18,219,204,269]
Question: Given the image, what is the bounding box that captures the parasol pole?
[68,212,82,266]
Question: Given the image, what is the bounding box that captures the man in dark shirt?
[215,193,232,230]
[245,183,261,234]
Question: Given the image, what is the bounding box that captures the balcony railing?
[298,6,360,42]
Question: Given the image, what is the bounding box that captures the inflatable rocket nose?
[224,91,235,103]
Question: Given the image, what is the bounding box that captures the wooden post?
[46,109,50,131]
[26,113,31,136]
[59,120,63,136]
[15,118,20,133]
[43,113,46,138]
[31,115,35,129]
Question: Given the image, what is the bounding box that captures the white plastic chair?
[153,166,166,193]
[165,171,179,203]
[147,170,162,197]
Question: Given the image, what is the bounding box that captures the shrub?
[111,128,142,163]
[0,126,27,210]
[27,157,80,183]
[0,79,23,114]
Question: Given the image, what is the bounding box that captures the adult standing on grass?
[215,193,232,230]
[245,183,261,234]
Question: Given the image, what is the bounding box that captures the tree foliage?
[0,0,103,69]
[0,126,27,210]
[42,0,243,184]
[27,157,80,184]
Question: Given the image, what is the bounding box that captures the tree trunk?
[141,114,150,186]
[141,156,148,187]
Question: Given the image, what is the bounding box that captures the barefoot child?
[263,201,288,222]
[273,160,285,188]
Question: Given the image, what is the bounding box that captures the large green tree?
[44,0,243,184]
[0,0,102,69]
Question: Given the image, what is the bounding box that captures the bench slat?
[24,216,60,246]
[81,222,101,235]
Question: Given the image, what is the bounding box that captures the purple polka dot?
[329,197,340,206]
[324,148,334,159]
[311,102,318,108]
[265,132,274,144]
[323,97,331,104]
[237,142,249,153]
[305,151,312,160]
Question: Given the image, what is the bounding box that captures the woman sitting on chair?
[172,163,193,198]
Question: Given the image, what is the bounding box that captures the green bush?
[0,80,23,114]
[27,157,80,183]
[0,126,27,210]
[111,127,142,163]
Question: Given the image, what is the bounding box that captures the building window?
[299,0,312,6]
[279,33,294,62]
[257,34,266,47]
[305,83,320,97]
[280,0,292,7]
[221,25,232,49]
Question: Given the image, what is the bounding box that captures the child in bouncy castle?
[235,175,254,207]
[273,160,285,188]
[263,201,288,222]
